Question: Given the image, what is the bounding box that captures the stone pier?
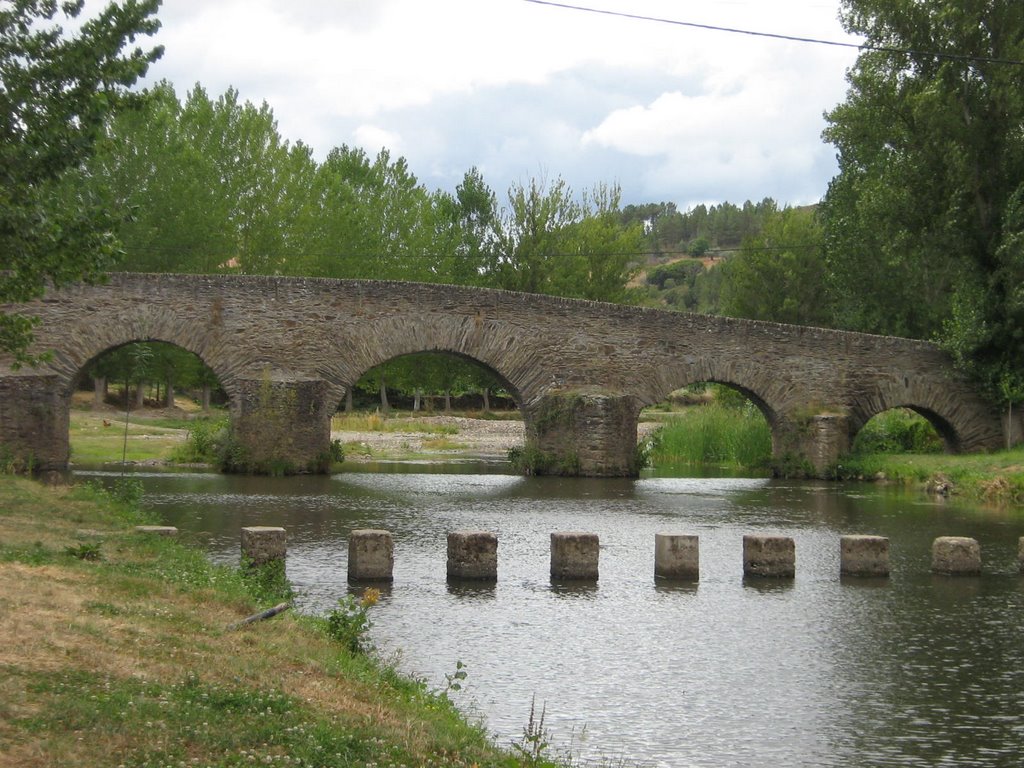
[654,533,700,580]
[840,535,890,577]
[348,529,394,581]
[230,376,333,474]
[743,535,795,578]
[240,526,287,567]
[526,392,640,477]
[447,531,498,580]
[551,532,600,580]
[931,536,981,575]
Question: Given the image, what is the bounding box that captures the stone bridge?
[0,273,1016,477]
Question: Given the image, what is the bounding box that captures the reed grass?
[645,403,771,469]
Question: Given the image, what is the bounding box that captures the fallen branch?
[226,602,291,631]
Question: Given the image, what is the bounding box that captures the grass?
[0,476,563,767]
[68,412,189,465]
[644,403,772,470]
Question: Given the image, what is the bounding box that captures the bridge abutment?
[228,376,334,474]
[0,374,69,472]
[523,392,640,477]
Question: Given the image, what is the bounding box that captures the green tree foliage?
[821,0,1024,394]
[446,166,500,286]
[623,198,779,257]
[719,206,830,326]
[491,177,643,301]
[298,146,447,281]
[354,353,509,413]
[93,83,316,273]
[0,0,162,357]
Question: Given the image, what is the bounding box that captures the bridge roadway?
[0,273,1014,476]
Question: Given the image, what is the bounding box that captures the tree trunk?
[93,377,106,408]
[413,388,422,412]
[164,377,175,408]
[201,383,212,412]
[444,389,452,413]
[135,382,145,409]
[482,387,490,413]
[379,377,390,416]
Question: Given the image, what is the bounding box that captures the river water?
[81,462,1024,767]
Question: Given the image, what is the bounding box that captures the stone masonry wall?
[0,273,1009,473]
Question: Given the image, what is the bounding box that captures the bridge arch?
[43,310,242,401]
[642,357,799,463]
[849,377,1000,454]
[320,312,549,410]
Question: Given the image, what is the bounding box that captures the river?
[80,461,1024,767]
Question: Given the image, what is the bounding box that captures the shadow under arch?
[850,404,958,453]
[338,349,525,416]
[72,339,229,410]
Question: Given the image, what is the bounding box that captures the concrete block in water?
[743,534,795,578]
[447,531,498,580]
[840,535,890,577]
[134,525,178,537]
[348,529,394,581]
[551,532,599,580]
[931,536,981,575]
[241,526,286,567]
[655,533,699,580]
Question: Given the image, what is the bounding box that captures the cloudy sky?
[140,0,862,210]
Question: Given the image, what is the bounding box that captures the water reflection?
[77,464,1024,767]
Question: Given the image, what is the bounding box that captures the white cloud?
[353,125,403,156]
[140,0,861,207]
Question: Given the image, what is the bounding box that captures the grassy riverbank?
[0,476,562,767]
[830,448,1024,506]
[643,404,1024,507]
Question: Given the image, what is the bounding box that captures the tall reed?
[646,403,771,469]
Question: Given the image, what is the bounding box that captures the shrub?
[325,588,380,654]
[852,409,943,454]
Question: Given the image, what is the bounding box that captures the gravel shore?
[333,415,525,460]
[333,415,660,461]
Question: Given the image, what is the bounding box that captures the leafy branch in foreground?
[0,0,163,360]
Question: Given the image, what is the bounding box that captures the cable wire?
[523,0,1024,67]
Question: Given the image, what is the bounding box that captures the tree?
[299,146,443,282]
[490,176,642,302]
[447,166,500,286]
[719,206,830,326]
[0,0,162,358]
[821,0,1024,393]
[93,83,316,275]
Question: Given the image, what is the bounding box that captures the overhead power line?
[523,0,1024,67]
